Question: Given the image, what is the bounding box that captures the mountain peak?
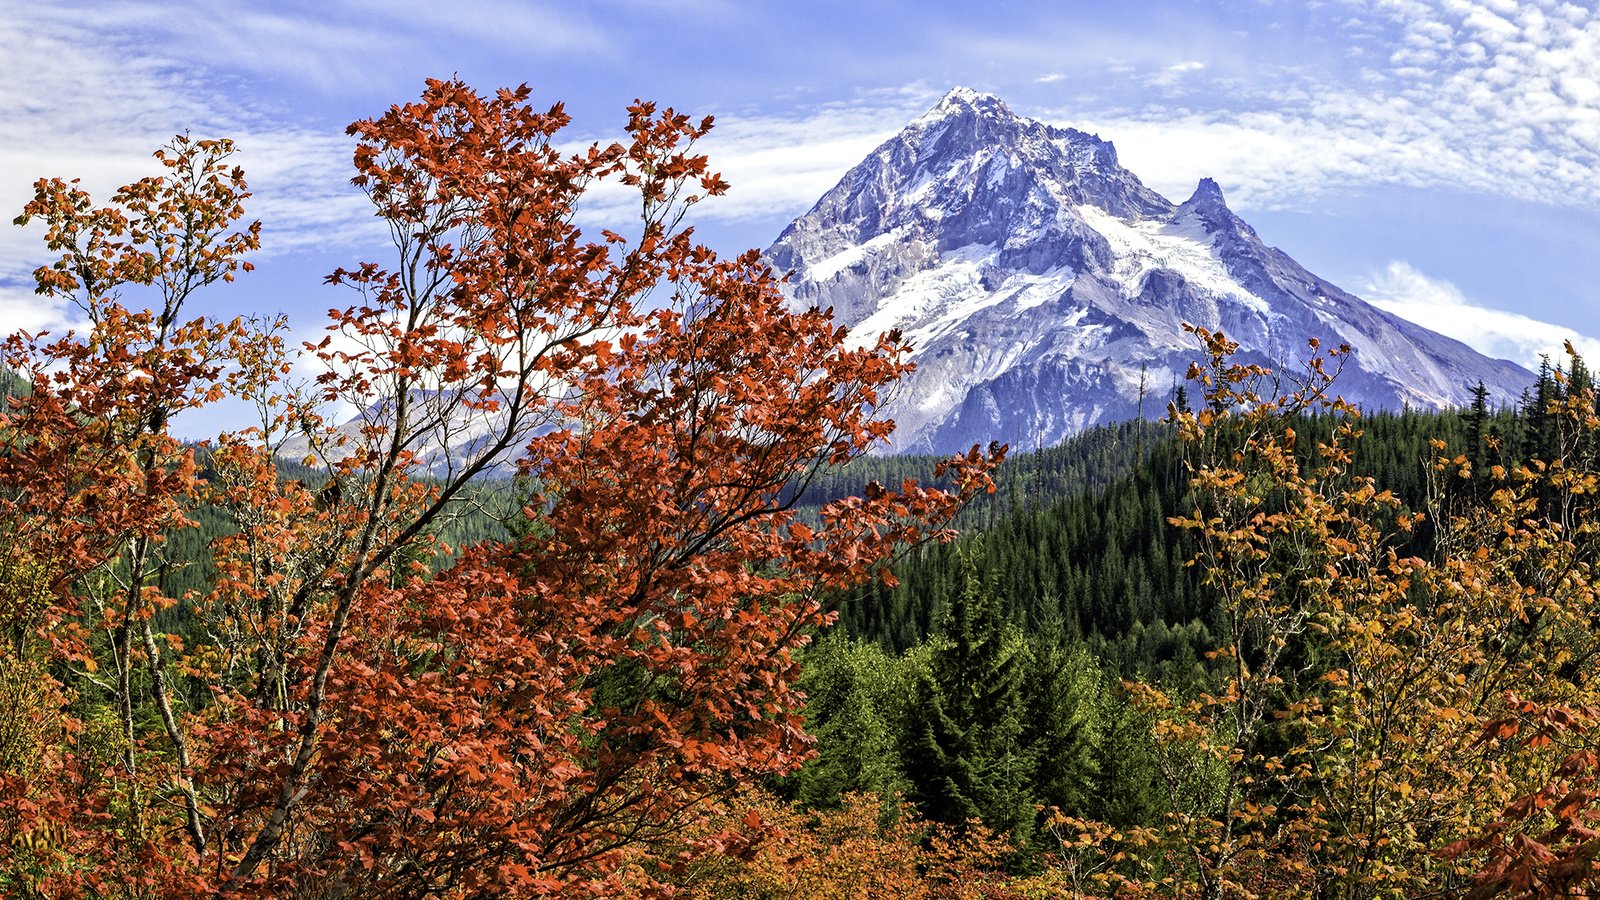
[767,88,1533,454]
[942,85,989,102]
[1178,177,1231,220]
[1189,177,1226,206]
[923,86,1011,120]
[1177,176,1254,238]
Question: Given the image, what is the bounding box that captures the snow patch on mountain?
[807,228,904,281]
[1006,265,1077,312]
[1078,205,1271,317]
[850,242,999,348]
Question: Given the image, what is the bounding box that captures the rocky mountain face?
[766,87,1533,456]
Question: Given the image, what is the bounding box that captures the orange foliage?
[0,81,1000,897]
[1110,328,1600,898]
[670,791,1035,900]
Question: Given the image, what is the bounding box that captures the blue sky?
[5,0,1600,391]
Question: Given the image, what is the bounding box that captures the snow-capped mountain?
[766,87,1533,455]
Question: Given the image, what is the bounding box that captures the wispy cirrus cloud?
[30,0,613,96]
[0,4,382,316]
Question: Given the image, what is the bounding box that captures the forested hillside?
[837,400,1521,659]
[154,396,1523,673]
[735,335,1600,898]
[0,368,25,401]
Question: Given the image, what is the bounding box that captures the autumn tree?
[672,788,1034,900]
[0,80,1000,898]
[1097,328,1600,898]
[0,135,279,896]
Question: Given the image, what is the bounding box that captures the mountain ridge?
[766,87,1532,455]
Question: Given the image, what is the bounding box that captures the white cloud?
[1145,60,1208,88]
[1063,111,1358,209]
[0,5,400,313]
[1359,260,1600,370]
[0,286,82,337]
[694,95,930,221]
[568,87,938,228]
[1029,1,1600,213]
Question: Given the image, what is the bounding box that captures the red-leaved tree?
[0,80,1000,897]
[1,135,278,897]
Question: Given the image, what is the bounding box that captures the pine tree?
[896,553,1033,838]
[1568,349,1598,472]
[791,638,906,809]
[1569,350,1593,397]
[1465,379,1491,496]
[1090,689,1166,827]
[1172,382,1192,415]
[1019,635,1101,820]
[1526,356,1559,463]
